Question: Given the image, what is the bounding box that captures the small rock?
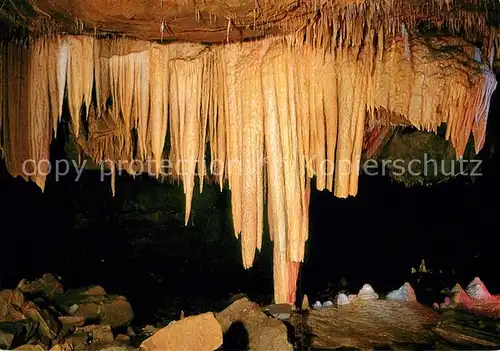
[336,293,350,306]
[263,304,292,320]
[80,324,114,345]
[466,277,491,300]
[386,282,417,302]
[114,334,130,345]
[126,326,136,337]
[358,284,379,300]
[141,325,158,336]
[140,312,222,351]
[439,296,452,309]
[65,330,88,349]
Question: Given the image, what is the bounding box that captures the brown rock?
[100,298,134,328]
[15,345,46,351]
[0,289,26,322]
[0,289,25,308]
[140,312,222,351]
[49,341,74,351]
[114,334,130,345]
[84,286,106,296]
[58,316,85,328]
[17,274,64,299]
[72,302,100,320]
[65,330,88,350]
[64,295,133,328]
[80,324,114,345]
[22,301,60,342]
[0,329,15,349]
[216,298,293,351]
[1,303,28,322]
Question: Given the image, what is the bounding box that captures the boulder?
[55,289,133,328]
[140,312,222,351]
[216,298,292,351]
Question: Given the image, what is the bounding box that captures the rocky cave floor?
[0,272,499,351]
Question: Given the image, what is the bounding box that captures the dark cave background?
[0,87,499,326]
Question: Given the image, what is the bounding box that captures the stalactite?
[0,28,496,305]
[0,42,5,150]
[170,56,203,225]
[66,36,94,138]
[28,39,52,191]
[134,50,151,162]
[222,44,243,238]
[47,36,68,139]
[4,42,31,180]
[149,43,169,178]
[238,42,266,268]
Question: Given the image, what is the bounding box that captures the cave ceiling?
[0,0,499,43]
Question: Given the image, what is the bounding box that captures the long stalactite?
[0,25,497,303]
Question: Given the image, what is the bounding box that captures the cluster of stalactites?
[0,29,496,304]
